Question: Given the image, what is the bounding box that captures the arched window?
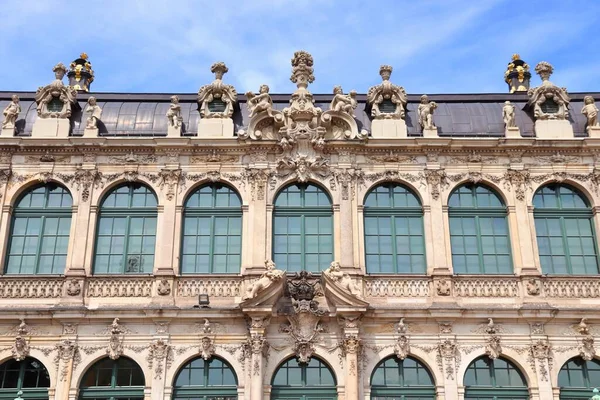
[94,184,157,274]
[558,357,600,399]
[364,184,426,274]
[271,357,337,400]
[173,356,237,400]
[273,184,333,272]
[0,357,50,400]
[5,184,72,274]
[448,184,512,274]
[370,356,435,399]
[533,184,599,275]
[464,357,528,399]
[79,357,144,400]
[181,184,242,274]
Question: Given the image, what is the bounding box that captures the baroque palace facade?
[0,51,600,400]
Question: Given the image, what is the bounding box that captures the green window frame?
[273,184,333,272]
[533,184,599,275]
[271,357,337,400]
[94,184,157,274]
[558,357,600,399]
[0,357,50,400]
[364,184,426,274]
[173,356,238,400]
[181,184,242,274]
[370,356,436,399]
[449,184,513,274]
[464,357,528,399]
[79,357,144,400]
[5,184,72,275]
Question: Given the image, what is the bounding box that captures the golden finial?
[512,53,520,61]
[80,52,88,60]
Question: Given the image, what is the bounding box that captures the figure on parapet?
[503,101,516,128]
[324,261,363,298]
[166,95,182,129]
[330,86,357,117]
[2,95,20,130]
[246,85,274,118]
[242,259,285,300]
[84,96,102,129]
[418,95,437,130]
[582,96,599,128]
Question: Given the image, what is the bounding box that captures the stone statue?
[366,65,407,119]
[527,61,570,120]
[246,84,274,118]
[197,62,237,119]
[582,96,599,128]
[166,95,182,129]
[503,101,516,128]
[323,261,363,298]
[242,259,285,300]
[2,95,20,130]
[84,96,102,129]
[330,86,357,117]
[35,62,77,118]
[418,95,437,130]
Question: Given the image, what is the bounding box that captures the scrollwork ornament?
[66,279,81,296]
[157,279,171,296]
[157,169,182,201]
[437,339,460,380]
[55,339,80,381]
[342,335,361,355]
[147,339,173,380]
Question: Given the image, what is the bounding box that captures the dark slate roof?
[0,92,597,137]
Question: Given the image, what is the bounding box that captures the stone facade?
[0,52,599,400]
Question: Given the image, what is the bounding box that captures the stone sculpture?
[418,95,437,130]
[527,61,570,120]
[166,95,182,129]
[242,260,285,300]
[246,85,274,118]
[197,62,237,119]
[330,86,357,117]
[2,95,20,130]
[35,63,77,118]
[366,65,407,119]
[84,96,102,129]
[323,261,363,298]
[582,96,599,128]
[503,101,516,128]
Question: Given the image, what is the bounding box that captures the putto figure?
[84,96,102,129]
[246,84,274,118]
[166,95,182,129]
[582,95,599,128]
[242,259,285,300]
[324,261,363,298]
[330,86,357,117]
[2,95,20,130]
[503,101,516,128]
[418,94,437,130]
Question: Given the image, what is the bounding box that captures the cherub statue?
[502,101,516,128]
[84,96,102,129]
[246,84,274,118]
[2,95,20,130]
[242,259,285,300]
[418,94,437,130]
[324,261,363,298]
[330,86,357,117]
[582,95,599,128]
[166,95,182,129]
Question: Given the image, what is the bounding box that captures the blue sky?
[1,0,599,94]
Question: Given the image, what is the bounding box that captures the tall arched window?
[5,184,72,274]
[94,184,157,274]
[558,357,600,399]
[533,184,599,275]
[0,357,50,400]
[370,356,435,399]
[271,357,337,400]
[273,184,333,272]
[79,357,144,400]
[449,184,512,274]
[464,357,528,399]
[173,356,237,400]
[364,184,426,274]
[181,184,242,274]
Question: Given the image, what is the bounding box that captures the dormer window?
[541,98,559,114]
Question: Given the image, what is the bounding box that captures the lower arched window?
[558,357,600,399]
[79,357,144,400]
[464,357,528,399]
[271,357,337,400]
[173,356,237,400]
[0,357,50,400]
[371,356,435,399]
